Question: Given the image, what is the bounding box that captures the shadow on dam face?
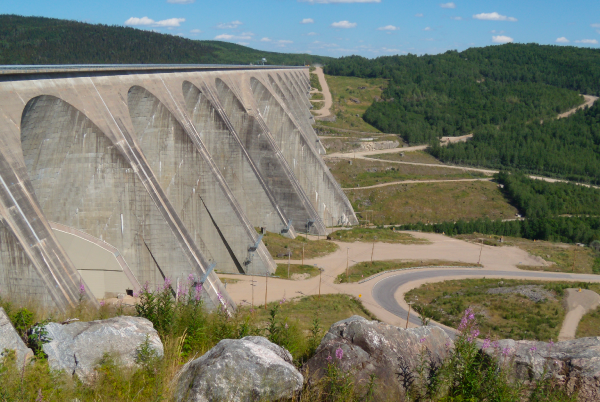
[213,77,321,235]
[127,85,247,275]
[19,94,216,303]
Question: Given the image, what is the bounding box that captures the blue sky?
[3,0,600,57]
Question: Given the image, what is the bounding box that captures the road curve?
[373,269,600,327]
[343,178,492,191]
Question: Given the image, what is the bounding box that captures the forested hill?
[325,45,600,144]
[0,15,332,65]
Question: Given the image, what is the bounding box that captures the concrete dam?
[0,64,357,312]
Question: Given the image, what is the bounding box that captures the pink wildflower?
[482,337,491,349]
[419,338,426,343]
[502,347,511,357]
[99,300,105,307]
[163,277,172,290]
[195,283,203,301]
[530,346,537,352]
[335,347,344,360]
[79,281,85,295]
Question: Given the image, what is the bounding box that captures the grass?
[328,227,429,244]
[336,259,481,283]
[275,264,320,280]
[369,150,446,165]
[406,279,571,341]
[249,293,376,336]
[309,72,322,91]
[320,135,400,154]
[311,101,325,110]
[219,277,240,284]
[455,234,599,275]
[311,92,324,100]
[317,74,387,133]
[346,180,519,226]
[577,305,600,337]
[263,231,338,260]
[326,157,487,188]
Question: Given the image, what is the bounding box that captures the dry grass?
[326,157,486,188]
[336,259,481,283]
[263,232,338,260]
[455,234,598,275]
[275,264,321,280]
[577,305,600,337]
[320,135,401,154]
[317,74,387,133]
[369,150,446,165]
[346,181,518,226]
[329,227,428,244]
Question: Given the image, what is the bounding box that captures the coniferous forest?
[325,44,600,144]
[0,15,331,66]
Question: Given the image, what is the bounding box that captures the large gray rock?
[486,337,600,401]
[304,316,452,400]
[0,307,33,367]
[175,336,303,402]
[42,316,163,381]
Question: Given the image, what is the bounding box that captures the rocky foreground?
[1,307,599,401]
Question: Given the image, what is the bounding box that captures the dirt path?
[558,95,599,119]
[310,67,333,118]
[342,178,491,190]
[220,232,600,328]
[558,288,600,340]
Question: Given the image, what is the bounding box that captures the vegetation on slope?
[431,102,600,183]
[0,14,332,65]
[325,44,600,144]
[262,231,338,260]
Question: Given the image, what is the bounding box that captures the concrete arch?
[20,94,215,303]
[127,85,273,275]
[181,80,292,237]
[250,77,357,227]
[214,77,323,235]
[269,74,314,143]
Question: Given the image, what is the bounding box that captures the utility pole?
[572,247,576,273]
[371,237,377,265]
[302,244,305,266]
[288,251,291,279]
[346,247,349,281]
[478,238,483,265]
[317,266,322,299]
[264,274,268,310]
[406,302,413,329]
[251,276,255,309]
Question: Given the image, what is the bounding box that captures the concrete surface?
[0,65,357,311]
[558,288,600,341]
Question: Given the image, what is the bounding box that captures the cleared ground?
[316,74,387,132]
[320,135,401,155]
[327,157,486,188]
[369,150,444,165]
[275,264,320,280]
[336,259,480,283]
[346,180,519,226]
[455,234,600,275]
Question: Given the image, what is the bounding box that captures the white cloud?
[492,35,514,43]
[575,39,599,44]
[382,47,400,52]
[306,32,318,36]
[491,30,505,34]
[190,29,202,34]
[278,40,293,44]
[556,37,570,43]
[167,0,194,3]
[214,33,252,40]
[301,18,314,24]
[237,42,249,46]
[378,25,399,31]
[415,13,424,17]
[261,37,272,42]
[217,20,242,29]
[450,16,463,20]
[473,12,517,22]
[591,23,600,28]
[300,0,380,3]
[125,17,185,27]
[423,27,432,31]
[440,2,456,9]
[241,31,255,36]
[331,20,357,29]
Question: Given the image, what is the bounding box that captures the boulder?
[486,337,600,401]
[175,336,303,402]
[42,315,163,381]
[0,307,33,367]
[303,316,452,400]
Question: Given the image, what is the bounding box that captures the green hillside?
[0,14,332,66]
[325,44,600,144]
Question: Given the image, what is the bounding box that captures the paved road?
[372,268,600,328]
